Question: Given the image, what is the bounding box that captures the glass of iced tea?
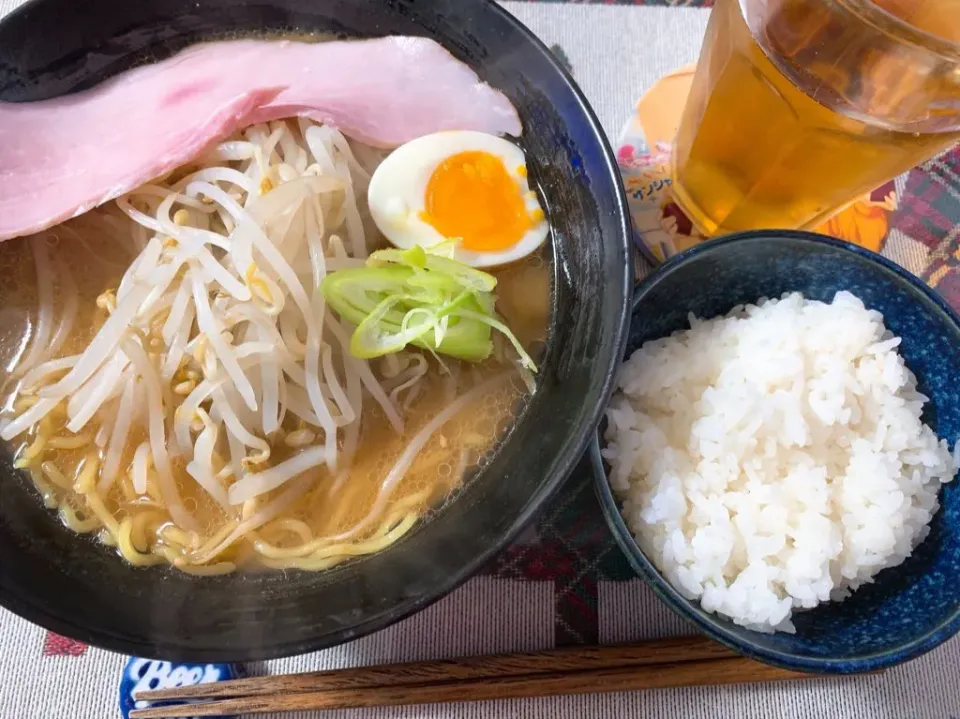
[672,0,960,236]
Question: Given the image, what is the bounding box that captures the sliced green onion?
[369,247,496,293]
[321,245,534,370]
[449,309,538,372]
[350,296,436,359]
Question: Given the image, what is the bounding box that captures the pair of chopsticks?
[130,635,812,717]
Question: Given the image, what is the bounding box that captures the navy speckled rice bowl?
[591,230,960,674]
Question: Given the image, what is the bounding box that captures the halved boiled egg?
[367,131,550,268]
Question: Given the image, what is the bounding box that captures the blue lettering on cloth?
[119,657,245,719]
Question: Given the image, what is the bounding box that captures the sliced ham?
[0,37,521,241]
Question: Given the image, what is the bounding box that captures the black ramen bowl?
[0,0,631,660]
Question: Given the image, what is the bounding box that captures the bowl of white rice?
[592,230,960,673]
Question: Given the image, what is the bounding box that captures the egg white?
[367,131,549,268]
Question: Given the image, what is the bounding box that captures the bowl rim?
[0,0,634,660]
[590,229,960,674]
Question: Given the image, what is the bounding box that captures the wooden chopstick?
[129,637,812,718]
[130,657,808,717]
[136,635,733,701]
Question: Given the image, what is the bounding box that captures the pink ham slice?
[0,37,521,241]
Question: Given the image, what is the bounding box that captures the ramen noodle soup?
[672,0,960,235]
[0,40,552,575]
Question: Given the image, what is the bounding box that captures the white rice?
[602,291,958,633]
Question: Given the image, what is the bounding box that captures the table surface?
[2,1,960,718]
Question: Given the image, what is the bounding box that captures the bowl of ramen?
[0,0,632,660]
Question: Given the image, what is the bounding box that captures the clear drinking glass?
[672,0,960,236]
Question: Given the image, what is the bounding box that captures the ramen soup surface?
[0,115,552,575]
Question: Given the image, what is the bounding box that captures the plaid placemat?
[3,1,960,718]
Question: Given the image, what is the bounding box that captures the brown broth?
[0,207,551,572]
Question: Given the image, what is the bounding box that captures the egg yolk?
[420,151,543,252]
